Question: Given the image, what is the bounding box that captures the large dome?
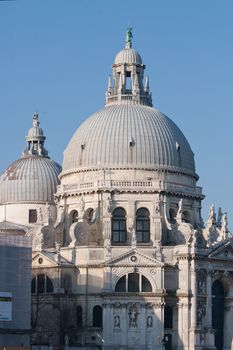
[62,104,196,177]
[62,32,196,179]
[0,157,61,204]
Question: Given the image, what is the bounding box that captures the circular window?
[38,258,43,264]
[130,256,137,263]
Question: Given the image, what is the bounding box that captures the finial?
[144,75,150,93]
[107,75,112,93]
[32,112,39,127]
[125,27,133,49]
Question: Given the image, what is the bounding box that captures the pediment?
[32,251,59,268]
[104,249,164,267]
[209,240,233,260]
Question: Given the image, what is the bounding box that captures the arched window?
[62,273,72,292]
[76,305,82,328]
[84,208,94,224]
[164,306,173,329]
[69,210,78,224]
[115,273,152,293]
[128,273,139,292]
[183,211,191,223]
[212,280,224,350]
[112,207,127,243]
[93,305,102,327]
[136,208,150,243]
[169,209,176,224]
[31,274,53,294]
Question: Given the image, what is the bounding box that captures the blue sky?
[0,0,233,226]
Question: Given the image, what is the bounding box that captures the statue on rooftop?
[125,27,133,48]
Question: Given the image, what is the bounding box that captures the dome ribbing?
[62,104,196,177]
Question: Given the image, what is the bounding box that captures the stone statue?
[175,199,184,223]
[217,207,223,226]
[64,334,69,347]
[147,315,153,328]
[177,199,183,216]
[114,315,120,328]
[125,27,133,48]
[154,196,161,215]
[78,196,85,216]
[105,197,112,215]
[221,212,229,240]
[45,202,52,222]
[104,238,111,255]
[38,207,43,223]
[131,229,137,248]
[208,204,216,222]
[129,304,138,328]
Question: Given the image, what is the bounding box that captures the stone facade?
[0,30,233,350]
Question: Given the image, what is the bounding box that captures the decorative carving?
[112,267,122,276]
[55,241,61,254]
[128,335,140,345]
[131,229,137,248]
[113,302,121,308]
[152,240,162,259]
[89,250,104,260]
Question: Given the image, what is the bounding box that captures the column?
[205,270,215,348]
[103,301,113,348]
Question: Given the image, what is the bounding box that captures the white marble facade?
[1,30,233,350]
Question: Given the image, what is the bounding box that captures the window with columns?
[115,273,152,292]
[31,274,53,294]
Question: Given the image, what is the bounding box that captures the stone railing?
[105,93,152,107]
[165,183,203,195]
[56,180,202,197]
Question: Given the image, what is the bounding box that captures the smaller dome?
[0,157,61,204]
[0,112,61,204]
[27,126,44,138]
[114,48,142,65]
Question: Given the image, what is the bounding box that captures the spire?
[144,75,150,93]
[125,27,133,49]
[22,112,49,158]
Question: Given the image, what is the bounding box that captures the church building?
[0,29,233,350]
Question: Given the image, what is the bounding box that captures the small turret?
[105,29,152,107]
[23,112,49,158]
